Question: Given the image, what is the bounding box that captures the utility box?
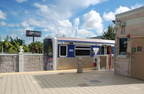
[100,55,109,69]
[93,55,100,70]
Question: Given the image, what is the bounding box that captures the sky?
[0,0,144,44]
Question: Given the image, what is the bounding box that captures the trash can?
[77,57,83,73]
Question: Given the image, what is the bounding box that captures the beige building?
[114,6,144,80]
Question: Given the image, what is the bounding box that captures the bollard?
[77,57,83,73]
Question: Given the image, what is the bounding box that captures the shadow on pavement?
[33,70,144,88]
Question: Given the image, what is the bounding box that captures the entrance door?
[131,38,144,80]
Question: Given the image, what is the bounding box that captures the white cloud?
[115,6,130,14]
[74,18,80,27]
[19,0,107,40]
[59,0,107,9]
[74,18,80,37]
[46,25,57,32]
[25,27,34,30]
[20,19,74,38]
[0,22,6,26]
[0,22,19,27]
[103,4,143,21]
[77,29,94,38]
[33,2,49,13]
[0,10,6,20]
[58,19,72,28]
[21,18,50,28]
[33,2,72,21]
[103,6,130,21]
[103,12,115,21]
[131,3,143,9]
[8,23,20,27]
[21,21,29,27]
[33,0,107,21]
[83,10,103,34]
[42,28,49,32]
[57,30,67,37]
[16,0,27,3]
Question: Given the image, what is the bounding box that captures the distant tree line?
[0,36,43,54]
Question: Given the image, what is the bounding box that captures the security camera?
[112,20,115,24]
[112,20,121,25]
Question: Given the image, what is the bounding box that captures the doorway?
[131,38,144,80]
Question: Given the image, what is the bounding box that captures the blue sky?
[0,0,144,44]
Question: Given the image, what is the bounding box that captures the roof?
[56,37,115,44]
[116,6,144,17]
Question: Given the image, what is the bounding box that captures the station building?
[114,6,144,80]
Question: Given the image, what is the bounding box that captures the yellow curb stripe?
[0,68,93,75]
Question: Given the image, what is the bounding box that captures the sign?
[132,48,136,52]
[26,30,42,37]
[69,49,73,52]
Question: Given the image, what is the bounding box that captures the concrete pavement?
[0,69,144,94]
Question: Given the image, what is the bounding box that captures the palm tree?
[3,37,11,53]
[36,41,43,53]
[9,37,29,53]
[29,41,43,54]
[0,41,3,53]
[102,25,115,40]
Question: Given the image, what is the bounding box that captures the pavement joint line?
[0,68,93,75]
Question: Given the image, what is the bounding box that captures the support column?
[104,46,107,55]
[19,53,24,72]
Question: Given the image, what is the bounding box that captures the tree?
[28,41,43,54]
[102,25,115,40]
[2,37,11,52]
[0,36,29,54]
[9,37,29,53]
[0,36,42,54]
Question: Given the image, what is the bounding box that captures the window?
[75,46,90,56]
[44,39,53,57]
[119,38,128,55]
[60,45,67,56]
[101,46,104,55]
[121,26,125,34]
[43,39,53,66]
[107,46,112,54]
[100,46,112,55]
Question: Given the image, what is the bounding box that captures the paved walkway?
[0,70,144,94]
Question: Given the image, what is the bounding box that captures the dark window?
[107,46,112,54]
[107,47,110,54]
[44,39,53,57]
[101,46,104,55]
[75,46,90,56]
[60,45,67,56]
[119,38,128,55]
[43,39,53,64]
